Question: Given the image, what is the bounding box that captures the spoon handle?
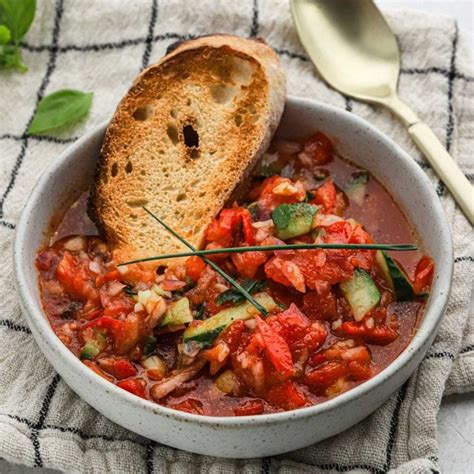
[409,124,473,225]
[386,98,474,225]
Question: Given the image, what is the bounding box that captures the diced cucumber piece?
[143,335,158,355]
[80,341,100,360]
[375,250,414,301]
[247,202,261,220]
[183,293,277,347]
[271,203,318,240]
[340,269,381,321]
[161,297,193,327]
[254,152,284,177]
[80,330,107,360]
[375,250,393,291]
[346,172,369,206]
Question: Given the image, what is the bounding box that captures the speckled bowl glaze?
[14,96,453,458]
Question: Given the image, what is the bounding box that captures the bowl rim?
[14,95,453,427]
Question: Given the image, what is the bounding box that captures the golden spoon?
[291,0,474,225]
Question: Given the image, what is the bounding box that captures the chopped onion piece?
[245,318,257,330]
[63,236,86,252]
[88,261,101,274]
[274,139,302,155]
[142,355,166,376]
[252,219,274,229]
[215,370,239,395]
[117,265,129,274]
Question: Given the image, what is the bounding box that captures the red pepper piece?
[116,378,146,398]
[113,359,138,379]
[304,360,347,386]
[256,316,294,377]
[413,256,434,294]
[170,398,204,415]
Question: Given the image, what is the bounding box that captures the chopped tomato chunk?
[219,320,246,354]
[206,207,255,247]
[266,381,308,410]
[340,322,398,345]
[186,256,207,281]
[232,250,268,279]
[56,251,99,304]
[303,290,338,320]
[233,399,265,416]
[311,180,337,213]
[303,132,333,165]
[304,361,348,386]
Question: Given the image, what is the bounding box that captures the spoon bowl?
[291,0,399,101]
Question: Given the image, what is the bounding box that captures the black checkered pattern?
[0,1,472,472]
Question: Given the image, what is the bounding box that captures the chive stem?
[142,207,269,316]
[119,242,417,266]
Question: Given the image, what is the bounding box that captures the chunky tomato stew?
[37,132,434,416]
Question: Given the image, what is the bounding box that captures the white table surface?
[2,1,473,473]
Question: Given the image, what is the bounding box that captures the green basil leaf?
[194,303,206,320]
[28,89,93,134]
[0,0,36,43]
[123,284,137,296]
[0,24,10,44]
[216,279,267,306]
[0,43,26,71]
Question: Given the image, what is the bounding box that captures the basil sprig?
[0,0,36,72]
[216,279,267,306]
[28,89,93,134]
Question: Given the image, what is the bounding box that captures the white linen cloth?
[0,1,472,472]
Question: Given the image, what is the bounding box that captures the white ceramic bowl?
[14,96,453,458]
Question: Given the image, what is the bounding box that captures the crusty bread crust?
[89,34,286,264]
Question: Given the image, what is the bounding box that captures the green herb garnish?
[142,207,269,316]
[28,89,93,134]
[194,303,206,320]
[0,0,36,72]
[123,284,137,296]
[216,279,267,306]
[119,242,418,266]
[143,335,157,355]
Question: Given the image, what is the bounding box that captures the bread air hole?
[176,193,186,202]
[125,161,133,173]
[126,198,149,207]
[183,124,199,148]
[133,104,154,121]
[210,84,239,104]
[167,124,179,145]
[111,163,118,177]
[234,114,242,126]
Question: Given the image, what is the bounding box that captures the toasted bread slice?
[89,34,286,264]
